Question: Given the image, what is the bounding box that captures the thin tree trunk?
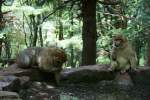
[22,12,29,47]
[0,0,4,30]
[58,19,63,40]
[32,15,38,46]
[57,0,64,40]
[4,39,11,59]
[69,11,74,37]
[0,39,3,57]
[81,0,97,65]
[0,1,3,23]
[70,44,75,68]
[37,15,43,47]
[0,1,4,58]
[146,32,150,66]
[39,26,43,47]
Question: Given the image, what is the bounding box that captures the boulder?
[1,64,150,86]
[129,67,150,85]
[0,64,55,82]
[0,91,22,100]
[19,82,60,100]
[0,75,21,92]
[61,65,150,85]
[61,64,116,83]
[115,72,133,86]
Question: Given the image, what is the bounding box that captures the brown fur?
[16,47,67,84]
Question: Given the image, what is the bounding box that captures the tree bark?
[38,15,43,47]
[32,15,38,47]
[0,0,3,23]
[58,19,64,40]
[146,32,150,66]
[81,0,97,65]
[0,0,4,30]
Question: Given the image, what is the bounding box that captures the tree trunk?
[81,0,97,65]
[38,15,43,47]
[0,1,3,23]
[0,0,4,30]
[39,26,43,47]
[0,39,3,57]
[0,1,4,58]
[32,15,38,47]
[70,44,75,68]
[57,0,64,40]
[58,19,64,40]
[146,32,150,66]
[4,37,11,59]
[69,11,74,37]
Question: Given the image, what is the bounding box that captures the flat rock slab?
[0,91,22,100]
[61,65,150,85]
[129,67,150,85]
[115,73,133,86]
[0,64,150,85]
[0,75,21,92]
[0,64,37,77]
[61,64,116,83]
[0,64,52,81]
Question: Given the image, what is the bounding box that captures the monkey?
[16,47,67,84]
[109,34,137,73]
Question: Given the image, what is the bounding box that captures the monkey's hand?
[109,61,118,71]
[110,51,117,61]
[120,69,127,74]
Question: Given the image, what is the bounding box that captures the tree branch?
[42,0,79,23]
[98,1,121,5]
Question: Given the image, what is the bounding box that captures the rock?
[129,67,150,85]
[1,64,150,86]
[61,64,116,83]
[0,91,22,100]
[0,75,30,92]
[19,82,60,100]
[0,64,40,79]
[0,75,21,92]
[18,76,31,89]
[115,73,133,87]
[61,65,150,85]
[0,64,56,82]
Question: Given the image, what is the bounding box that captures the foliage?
[0,0,149,67]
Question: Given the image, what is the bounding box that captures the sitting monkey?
[110,34,137,73]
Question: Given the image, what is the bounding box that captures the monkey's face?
[53,50,67,70]
[113,39,124,48]
[113,34,127,48]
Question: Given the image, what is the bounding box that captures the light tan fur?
[110,34,137,73]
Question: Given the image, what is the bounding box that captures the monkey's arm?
[110,48,117,61]
[109,48,118,71]
[130,52,137,69]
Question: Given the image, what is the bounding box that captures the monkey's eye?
[115,39,122,42]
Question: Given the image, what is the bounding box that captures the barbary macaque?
[110,34,137,73]
[16,47,67,84]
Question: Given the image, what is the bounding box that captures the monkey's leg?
[54,71,61,85]
[109,61,118,71]
[130,56,137,70]
[120,64,130,74]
